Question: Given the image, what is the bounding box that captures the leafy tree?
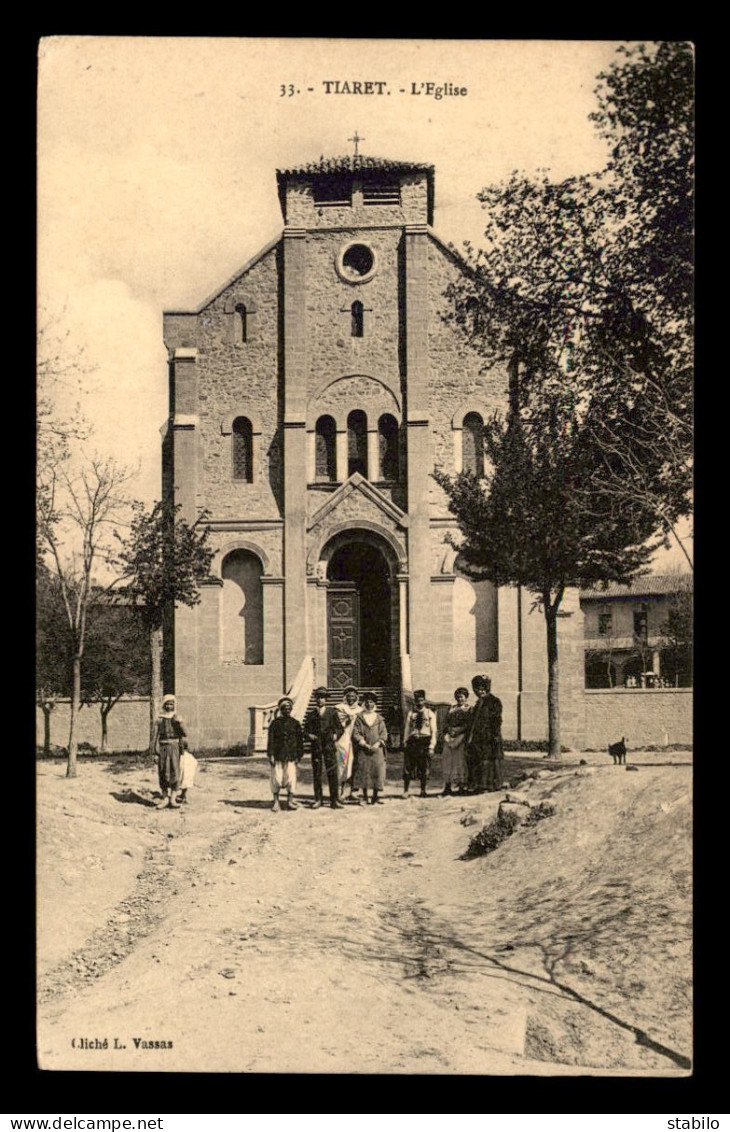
[37,458,133,777]
[434,399,657,755]
[115,501,216,747]
[447,42,693,566]
[36,560,73,754]
[81,603,151,750]
[659,577,693,686]
[436,42,693,754]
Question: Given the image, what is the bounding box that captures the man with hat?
[304,687,346,809]
[152,693,187,809]
[467,675,504,793]
[266,696,304,812]
[402,689,438,798]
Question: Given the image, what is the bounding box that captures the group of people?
[266,675,505,813]
[152,677,505,813]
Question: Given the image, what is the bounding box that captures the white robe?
[334,701,362,783]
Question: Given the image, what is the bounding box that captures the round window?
[336,241,377,284]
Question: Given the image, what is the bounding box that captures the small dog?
[608,737,627,765]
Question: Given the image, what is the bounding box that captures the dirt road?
[37,753,692,1075]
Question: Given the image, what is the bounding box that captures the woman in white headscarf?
[334,686,362,799]
[152,693,187,809]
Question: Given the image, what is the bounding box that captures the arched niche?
[220,548,265,665]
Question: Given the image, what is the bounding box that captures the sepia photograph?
[36,37,693,1076]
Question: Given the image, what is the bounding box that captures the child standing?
[402,689,438,798]
[176,738,198,804]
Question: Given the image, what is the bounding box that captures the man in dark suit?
[305,686,346,809]
[467,675,504,793]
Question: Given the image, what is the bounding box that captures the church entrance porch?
[327,541,393,690]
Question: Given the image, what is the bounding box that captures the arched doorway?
[327,540,393,688]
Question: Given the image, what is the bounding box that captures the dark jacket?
[267,715,304,763]
[468,693,503,759]
[304,705,345,755]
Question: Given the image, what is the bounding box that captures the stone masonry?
[162,155,585,749]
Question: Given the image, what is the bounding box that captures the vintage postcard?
[36,37,693,1075]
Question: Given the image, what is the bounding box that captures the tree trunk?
[149,624,163,752]
[66,655,81,778]
[545,603,561,759]
[42,705,53,755]
[100,704,109,752]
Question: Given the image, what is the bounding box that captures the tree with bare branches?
[37,457,134,777]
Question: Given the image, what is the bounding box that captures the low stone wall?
[584,688,692,749]
[36,698,151,752]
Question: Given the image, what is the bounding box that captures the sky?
[36,37,690,567]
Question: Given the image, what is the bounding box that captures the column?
[171,347,198,524]
[404,224,432,690]
[336,429,348,482]
[262,577,285,690]
[283,227,308,687]
[306,430,316,483]
[367,427,379,481]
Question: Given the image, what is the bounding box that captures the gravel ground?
[36,748,692,1075]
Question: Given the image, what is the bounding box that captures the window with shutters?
[315,415,337,481]
[362,177,400,206]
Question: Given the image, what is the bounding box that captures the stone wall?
[584,688,692,748]
[305,229,402,404]
[195,245,283,519]
[37,698,151,752]
[426,237,509,513]
[283,173,429,230]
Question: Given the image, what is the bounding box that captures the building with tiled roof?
[581,574,692,688]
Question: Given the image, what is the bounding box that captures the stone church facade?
[162,156,585,749]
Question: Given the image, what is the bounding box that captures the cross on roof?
[348,130,365,158]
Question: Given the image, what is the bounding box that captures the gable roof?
[580,575,693,600]
[307,472,408,532]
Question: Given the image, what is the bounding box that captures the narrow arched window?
[315,415,337,482]
[462,412,485,478]
[235,303,248,343]
[347,410,368,478]
[351,301,364,338]
[232,416,253,482]
[378,414,399,481]
[221,549,264,664]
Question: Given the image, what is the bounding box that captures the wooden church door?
[327,583,360,690]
